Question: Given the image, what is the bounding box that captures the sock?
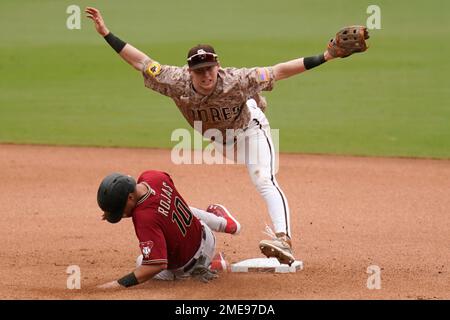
[190,207,227,232]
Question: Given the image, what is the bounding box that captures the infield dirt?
[0,144,448,299]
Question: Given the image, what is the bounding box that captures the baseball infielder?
[86,7,369,266]
[96,170,240,289]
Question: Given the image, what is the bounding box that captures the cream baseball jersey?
[142,61,275,137]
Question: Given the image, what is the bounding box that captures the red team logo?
[139,240,154,259]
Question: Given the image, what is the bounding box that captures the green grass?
[1,0,449,158]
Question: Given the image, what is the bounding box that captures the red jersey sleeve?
[136,223,168,265]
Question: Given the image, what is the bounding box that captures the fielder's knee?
[251,169,274,193]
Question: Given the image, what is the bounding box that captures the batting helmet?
[97,173,136,223]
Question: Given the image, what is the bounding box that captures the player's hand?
[97,280,121,290]
[85,7,110,37]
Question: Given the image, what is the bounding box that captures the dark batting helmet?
[97,173,136,223]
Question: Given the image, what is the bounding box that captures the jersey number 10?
[172,197,193,236]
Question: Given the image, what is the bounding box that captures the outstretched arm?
[273,25,370,81]
[97,263,167,289]
[273,51,335,81]
[85,7,150,71]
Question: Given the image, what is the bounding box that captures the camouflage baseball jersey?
[142,61,275,138]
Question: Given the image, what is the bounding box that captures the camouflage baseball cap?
[187,44,219,70]
[97,173,136,224]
